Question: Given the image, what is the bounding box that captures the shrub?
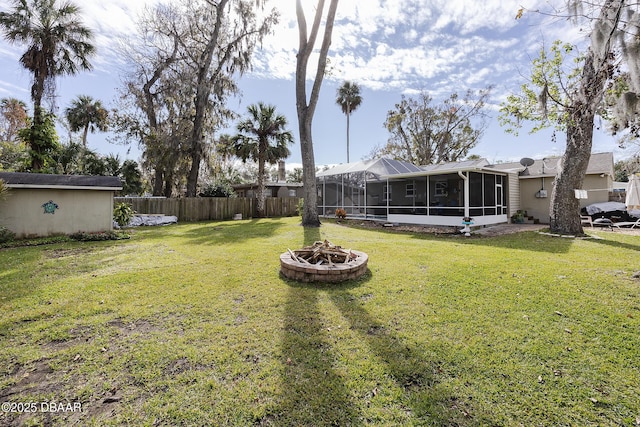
[511,210,526,224]
[0,226,15,243]
[113,202,135,227]
[199,183,236,198]
[297,198,304,217]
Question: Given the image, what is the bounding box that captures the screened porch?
[317,158,512,227]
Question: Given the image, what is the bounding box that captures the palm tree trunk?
[346,111,350,163]
[257,155,266,217]
[82,124,89,148]
[30,76,45,170]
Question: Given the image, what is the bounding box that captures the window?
[406,183,415,197]
[483,174,495,206]
[435,181,448,197]
[383,185,391,202]
[469,172,483,207]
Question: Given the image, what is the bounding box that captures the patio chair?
[612,218,640,229]
[580,215,593,227]
[593,218,614,229]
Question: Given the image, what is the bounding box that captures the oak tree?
[501,1,635,234]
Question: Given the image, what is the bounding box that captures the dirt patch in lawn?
[0,357,120,427]
[0,317,166,426]
[44,247,94,259]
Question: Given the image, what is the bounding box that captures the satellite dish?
[520,157,535,167]
[519,157,534,176]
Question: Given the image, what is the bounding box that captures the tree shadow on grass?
[271,225,366,425]
[166,219,286,246]
[274,284,362,426]
[275,220,464,424]
[328,291,469,424]
[408,229,576,254]
[588,234,640,252]
[303,225,322,246]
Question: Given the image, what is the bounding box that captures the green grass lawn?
[0,217,638,426]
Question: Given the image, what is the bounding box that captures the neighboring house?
[231,160,303,198]
[316,152,615,227]
[0,172,122,238]
[232,182,303,199]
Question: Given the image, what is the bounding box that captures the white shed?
[0,172,122,238]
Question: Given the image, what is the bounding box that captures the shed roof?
[316,157,422,178]
[0,172,122,190]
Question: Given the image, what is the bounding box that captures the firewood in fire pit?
[287,240,358,265]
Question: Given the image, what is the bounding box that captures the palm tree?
[52,141,83,174]
[65,95,108,148]
[0,0,95,170]
[335,81,363,163]
[232,103,293,217]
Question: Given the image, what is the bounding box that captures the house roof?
[380,158,503,179]
[420,158,490,173]
[315,152,616,181]
[232,181,303,190]
[487,152,614,178]
[316,157,423,178]
[0,172,122,190]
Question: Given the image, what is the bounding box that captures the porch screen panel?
[469,172,483,217]
[498,175,507,214]
[414,177,427,214]
[346,172,365,216]
[428,173,463,216]
[388,180,405,214]
[323,177,341,214]
[317,176,325,215]
[366,180,386,217]
[483,174,496,215]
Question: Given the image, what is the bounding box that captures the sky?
[0,0,638,170]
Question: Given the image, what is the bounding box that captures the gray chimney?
[278,160,286,182]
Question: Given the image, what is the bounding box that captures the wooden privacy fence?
[114,197,300,222]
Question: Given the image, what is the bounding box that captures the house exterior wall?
[518,177,553,223]
[506,172,520,219]
[0,188,114,238]
[582,175,611,205]
[518,175,611,223]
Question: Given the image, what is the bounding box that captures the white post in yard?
[458,171,471,236]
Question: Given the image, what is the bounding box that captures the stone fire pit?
[280,240,368,283]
